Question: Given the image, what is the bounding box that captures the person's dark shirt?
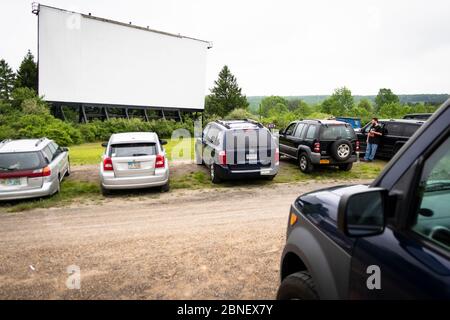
[368,124,383,144]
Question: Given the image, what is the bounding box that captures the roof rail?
[244,118,264,128]
[0,139,12,148]
[35,137,47,147]
[215,120,231,129]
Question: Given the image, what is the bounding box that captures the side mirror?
[101,142,108,148]
[60,147,69,152]
[280,129,286,135]
[337,188,387,237]
[160,139,168,145]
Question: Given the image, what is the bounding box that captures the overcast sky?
[2,0,450,96]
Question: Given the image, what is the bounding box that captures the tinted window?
[110,143,157,157]
[305,125,317,139]
[0,152,43,171]
[285,123,297,136]
[294,123,305,138]
[320,125,356,140]
[384,123,403,136]
[403,124,420,137]
[412,136,450,251]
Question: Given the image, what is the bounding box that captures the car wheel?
[331,139,352,162]
[101,185,110,196]
[65,161,71,177]
[338,162,353,171]
[298,153,314,173]
[210,164,221,184]
[161,181,170,192]
[277,271,319,300]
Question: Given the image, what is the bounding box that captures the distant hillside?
[247,94,449,112]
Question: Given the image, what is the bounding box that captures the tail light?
[274,147,279,165]
[155,154,165,168]
[314,142,321,153]
[103,157,113,171]
[218,150,226,165]
[356,140,360,151]
[0,166,51,178]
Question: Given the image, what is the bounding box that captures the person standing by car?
[363,117,383,162]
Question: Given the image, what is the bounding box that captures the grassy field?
[70,138,195,165]
[1,140,386,212]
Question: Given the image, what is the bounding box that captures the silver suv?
[99,132,169,195]
[0,138,70,200]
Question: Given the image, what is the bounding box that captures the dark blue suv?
[277,100,450,299]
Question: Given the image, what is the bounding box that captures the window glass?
[48,142,57,154]
[412,136,450,251]
[206,126,221,145]
[321,125,356,140]
[42,146,53,163]
[403,124,420,137]
[110,143,157,157]
[384,123,403,136]
[305,125,317,139]
[0,152,42,171]
[294,124,305,138]
[284,123,297,136]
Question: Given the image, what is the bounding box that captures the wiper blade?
[425,181,450,192]
[0,166,13,171]
[132,153,150,157]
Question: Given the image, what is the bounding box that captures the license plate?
[246,154,257,160]
[320,159,330,164]
[260,169,271,175]
[128,162,141,169]
[1,178,23,186]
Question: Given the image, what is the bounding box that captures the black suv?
[279,120,358,173]
[277,100,450,299]
[195,119,279,183]
[357,119,424,159]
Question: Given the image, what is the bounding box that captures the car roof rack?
[243,119,264,128]
[35,137,47,147]
[0,139,12,148]
[215,120,231,129]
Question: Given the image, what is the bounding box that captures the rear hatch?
[0,151,46,192]
[110,142,157,178]
[224,128,276,170]
[319,124,358,156]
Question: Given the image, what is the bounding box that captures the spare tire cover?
[330,139,352,161]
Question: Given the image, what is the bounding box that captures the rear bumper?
[214,164,279,180]
[310,153,357,165]
[0,179,58,201]
[100,168,169,190]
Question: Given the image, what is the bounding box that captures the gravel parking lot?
[0,178,372,299]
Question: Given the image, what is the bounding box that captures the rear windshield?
[110,143,157,157]
[0,152,43,171]
[320,125,356,140]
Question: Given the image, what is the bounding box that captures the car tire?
[298,153,314,173]
[276,271,319,300]
[210,164,221,184]
[161,181,170,192]
[54,177,61,195]
[101,185,111,196]
[338,162,353,171]
[65,161,71,177]
[330,139,352,162]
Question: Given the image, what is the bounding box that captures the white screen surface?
[38,6,209,109]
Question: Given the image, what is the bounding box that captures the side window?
[305,125,317,139]
[384,123,403,136]
[206,126,221,145]
[48,142,57,154]
[42,146,53,163]
[403,124,420,137]
[412,136,450,251]
[294,123,305,138]
[203,125,211,139]
[285,123,297,136]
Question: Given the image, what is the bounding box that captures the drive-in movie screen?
[1,0,449,317]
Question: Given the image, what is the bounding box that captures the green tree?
[375,88,399,111]
[260,96,288,116]
[330,86,354,115]
[0,59,15,100]
[205,65,248,117]
[357,99,373,113]
[15,50,38,92]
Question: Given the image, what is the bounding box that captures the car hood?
[295,184,370,251]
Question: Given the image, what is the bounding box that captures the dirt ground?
[0,178,372,300]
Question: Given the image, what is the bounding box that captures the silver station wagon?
[99,132,169,195]
[0,138,70,200]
